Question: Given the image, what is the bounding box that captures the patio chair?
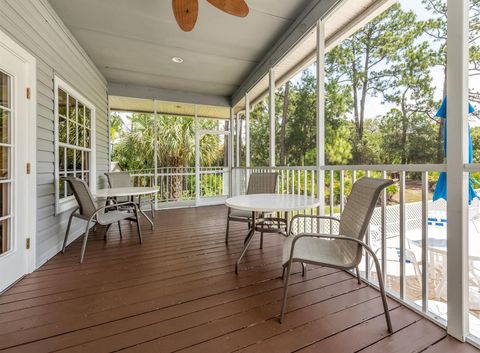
[105,171,155,219]
[280,177,394,332]
[61,177,142,263]
[225,172,279,245]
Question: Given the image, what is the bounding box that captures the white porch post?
[236,112,241,168]
[447,0,470,341]
[228,108,234,197]
[316,19,326,217]
[269,68,276,167]
[153,100,158,210]
[245,93,251,168]
[194,105,200,205]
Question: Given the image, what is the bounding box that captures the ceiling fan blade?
[172,0,198,32]
[206,0,249,17]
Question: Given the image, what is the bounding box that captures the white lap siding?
[0,0,109,266]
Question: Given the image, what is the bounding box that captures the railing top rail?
[232,164,446,172]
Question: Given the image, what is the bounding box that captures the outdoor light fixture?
[171,57,184,64]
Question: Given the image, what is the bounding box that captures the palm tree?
[112,113,224,200]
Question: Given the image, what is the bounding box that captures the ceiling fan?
[172,0,249,32]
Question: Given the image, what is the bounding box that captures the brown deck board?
[0,205,477,353]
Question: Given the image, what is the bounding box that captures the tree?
[422,0,480,161]
[279,81,290,166]
[111,113,223,199]
[380,41,438,163]
[326,4,425,163]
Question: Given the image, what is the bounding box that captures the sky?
[288,0,480,126]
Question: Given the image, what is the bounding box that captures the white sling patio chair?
[280,177,394,332]
[61,177,142,263]
[225,172,280,246]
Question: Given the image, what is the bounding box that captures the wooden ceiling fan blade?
[172,0,198,32]
[206,0,249,17]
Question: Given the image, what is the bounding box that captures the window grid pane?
[56,84,93,205]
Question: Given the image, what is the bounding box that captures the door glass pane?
[0,183,10,217]
[0,71,9,109]
[0,108,9,144]
[0,147,9,180]
[0,72,10,255]
[199,132,227,197]
[0,219,10,255]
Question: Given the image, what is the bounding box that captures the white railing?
[126,166,229,206]
[231,164,480,327]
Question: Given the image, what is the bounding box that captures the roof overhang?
[109,95,231,120]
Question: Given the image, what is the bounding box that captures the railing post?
[153,100,158,210]
[269,68,276,167]
[447,0,469,340]
[421,171,429,312]
[399,171,406,300]
[316,19,326,221]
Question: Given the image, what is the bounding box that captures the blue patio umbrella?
[432,97,478,204]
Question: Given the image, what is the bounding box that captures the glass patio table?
[226,194,320,274]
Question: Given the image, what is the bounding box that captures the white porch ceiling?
[47,0,311,103]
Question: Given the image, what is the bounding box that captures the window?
[54,77,95,214]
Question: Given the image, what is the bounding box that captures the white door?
[195,129,230,206]
[0,41,30,292]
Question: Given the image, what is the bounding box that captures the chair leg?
[355,266,362,284]
[103,223,112,241]
[225,218,230,244]
[151,194,155,219]
[372,254,393,332]
[80,220,92,263]
[301,262,307,277]
[280,260,293,323]
[281,264,287,280]
[118,221,123,239]
[134,207,142,244]
[62,210,75,253]
[260,231,264,249]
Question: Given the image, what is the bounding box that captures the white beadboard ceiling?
[48,0,311,100]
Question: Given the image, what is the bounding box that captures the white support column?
[316,19,326,217]
[228,108,234,197]
[153,100,158,210]
[194,105,200,205]
[269,68,276,167]
[236,112,241,168]
[447,0,469,341]
[245,93,251,168]
[107,97,111,169]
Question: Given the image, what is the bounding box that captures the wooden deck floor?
[0,205,479,353]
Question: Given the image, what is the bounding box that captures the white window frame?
[54,76,96,214]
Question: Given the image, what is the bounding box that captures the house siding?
[0,0,109,267]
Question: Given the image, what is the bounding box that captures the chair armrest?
[91,201,138,220]
[288,233,378,266]
[289,214,340,236]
